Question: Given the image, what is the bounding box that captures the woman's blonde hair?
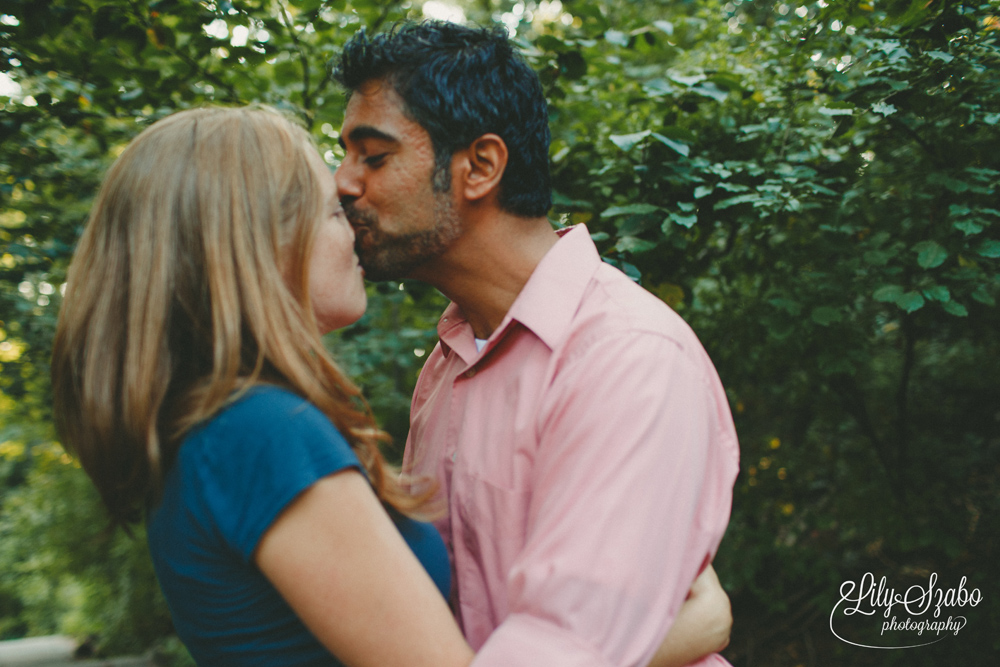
[51,106,431,529]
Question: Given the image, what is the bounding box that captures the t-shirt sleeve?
[188,387,362,562]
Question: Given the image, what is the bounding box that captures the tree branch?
[277,0,315,129]
[893,314,916,489]
[369,0,404,34]
[127,0,243,104]
[829,374,904,502]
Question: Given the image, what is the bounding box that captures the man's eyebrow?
[338,125,399,149]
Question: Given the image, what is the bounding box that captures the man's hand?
[647,565,732,667]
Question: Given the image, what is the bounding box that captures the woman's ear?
[455,133,508,203]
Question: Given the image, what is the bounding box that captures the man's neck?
[410,212,558,339]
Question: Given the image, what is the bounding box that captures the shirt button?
[465,368,476,378]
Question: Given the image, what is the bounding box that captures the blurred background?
[1,0,997,664]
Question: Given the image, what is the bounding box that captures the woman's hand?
[647,564,732,667]
[255,470,474,667]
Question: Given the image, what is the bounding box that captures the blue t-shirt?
[147,386,450,666]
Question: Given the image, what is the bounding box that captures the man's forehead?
[343,79,404,122]
[341,81,428,145]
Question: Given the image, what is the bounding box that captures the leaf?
[616,236,657,254]
[926,172,970,193]
[966,167,1000,179]
[769,298,801,315]
[954,220,983,235]
[621,261,642,281]
[971,285,996,306]
[977,239,1000,258]
[707,72,743,94]
[926,50,954,63]
[873,285,904,302]
[811,306,843,326]
[651,282,684,307]
[669,73,706,86]
[642,79,677,97]
[943,301,968,317]
[600,203,660,218]
[557,51,587,79]
[653,20,674,35]
[896,291,925,313]
[818,353,855,376]
[694,185,714,199]
[983,113,1000,126]
[691,82,729,102]
[912,240,947,268]
[618,214,652,236]
[669,212,698,228]
[551,191,594,209]
[651,132,690,157]
[818,106,854,116]
[589,232,610,242]
[922,285,950,302]
[864,250,892,266]
[605,30,629,47]
[273,60,300,84]
[609,130,651,152]
[714,194,759,210]
[804,183,839,196]
[711,164,735,178]
[535,35,565,52]
[872,101,897,116]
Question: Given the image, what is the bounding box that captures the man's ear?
[455,133,507,202]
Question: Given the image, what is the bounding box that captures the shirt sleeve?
[193,388,362,561]
[470,332,738,667]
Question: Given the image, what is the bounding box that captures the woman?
[51,107,729,666]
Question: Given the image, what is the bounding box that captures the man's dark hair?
[333,21,552,217]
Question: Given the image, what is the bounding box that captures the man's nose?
[333,158,362,203]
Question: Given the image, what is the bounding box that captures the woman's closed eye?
[364,153,388,167]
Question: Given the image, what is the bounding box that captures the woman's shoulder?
[223,384,317,418]
[152,385,362,591]
[180,385,353,468]
[197,385,327,436]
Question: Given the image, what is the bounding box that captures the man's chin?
[359,253,425,283]
[356,258,395,282]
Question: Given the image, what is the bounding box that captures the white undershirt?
[475,338,488,352]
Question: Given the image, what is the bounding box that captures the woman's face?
[306,148,368,334]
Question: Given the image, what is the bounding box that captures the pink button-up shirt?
[403,225,739,667]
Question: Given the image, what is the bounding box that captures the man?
[332,21,739,667]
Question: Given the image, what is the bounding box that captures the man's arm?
[471,332,738,666]
[649,565,732,667]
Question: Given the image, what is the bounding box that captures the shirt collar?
[436,224,601,360]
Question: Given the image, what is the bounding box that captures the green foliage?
[0,445,171,651]
[527,0,1000,661]
[0,0,420,656]
[330,279,448,454]
[1,0,997,663]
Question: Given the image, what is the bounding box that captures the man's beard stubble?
[344,192,461,282]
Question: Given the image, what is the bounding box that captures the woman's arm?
[647,565,732,667]
[255,469,474,667]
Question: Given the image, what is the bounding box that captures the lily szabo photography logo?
[829,572,982,649]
